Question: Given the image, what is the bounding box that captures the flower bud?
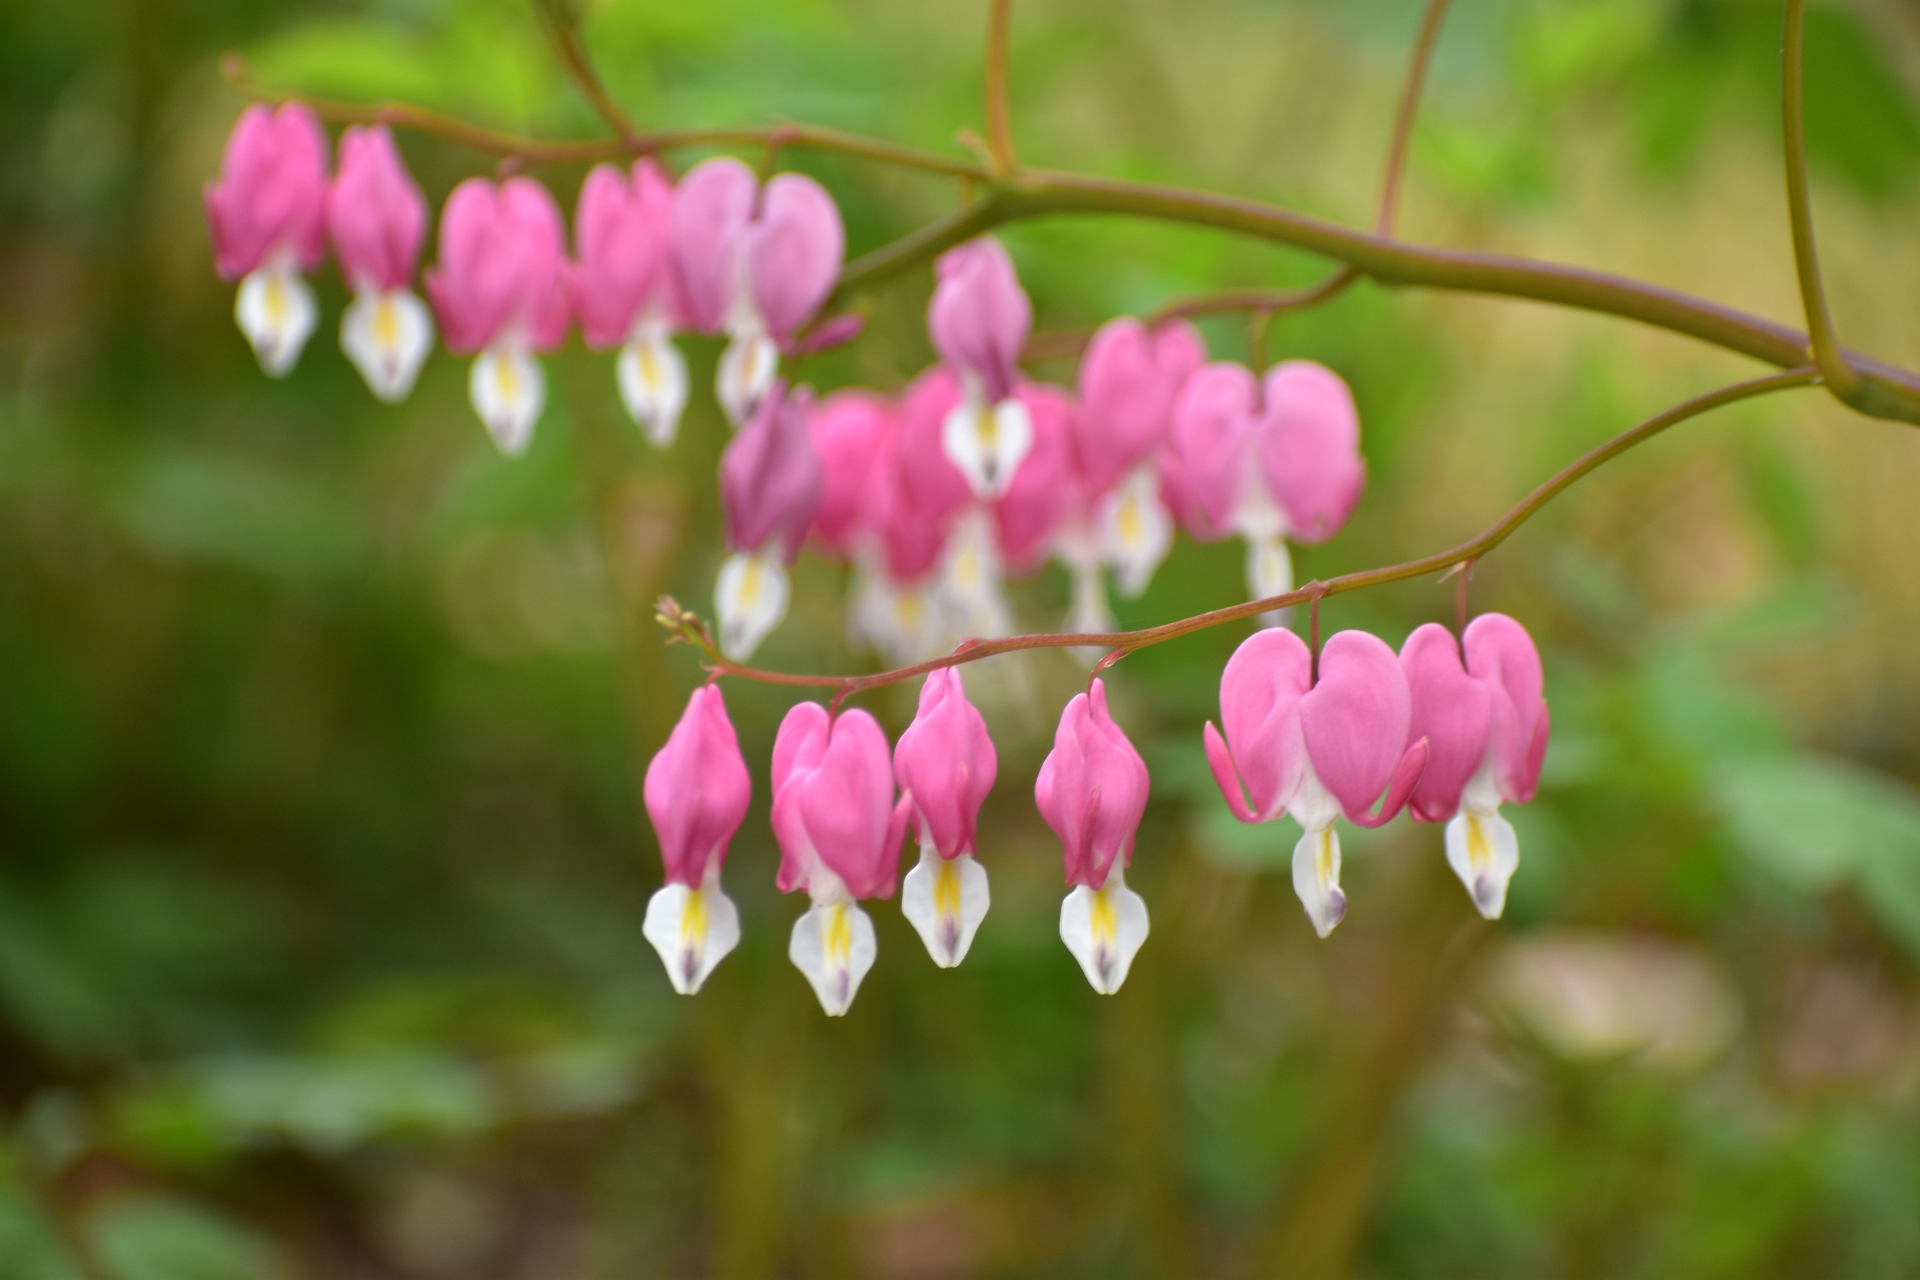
[641,685,751,994]
[1036,679,1151,993]
[327,126,433,402]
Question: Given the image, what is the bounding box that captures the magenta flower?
[641,685,752,993]
[713,382,823,660]
[1204,628,1429,936]
[204,102,329,376]
[929,238,1034,499]
[671,158,844,425]
[325,125,433,402]
[1402,614,1550,918]
[425,176,571,456]
[572,161,687,446]
[894,668,998,967]
[1035,679,1152,993]
[1070,317,1206,602]
[1164,360,1365,613]
[772,702,912,1014]
[808,391,896,559]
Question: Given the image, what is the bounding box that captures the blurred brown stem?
[985,0,1017,173]
[1781,0,1863,405]
[532,0,642,145]
[683,367,1816,696]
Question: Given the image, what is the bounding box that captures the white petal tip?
[790,900,877,1016]
[236,265,318,378]
[470,346,546,456]
[643,883,741,995]
[617,332,689,447]
[941,398,1033,500]
[1447,809,1518,923]
[902,849,990,968]
[341,288,434,402]
[1292,825,1347,939]
[715,550,790,661]
[1059,873,1149,995]
[718,333,779,427]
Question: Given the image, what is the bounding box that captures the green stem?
[985,0,1017,174]
[1781,0,1863,403]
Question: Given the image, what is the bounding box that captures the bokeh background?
[6,0,1920,1276]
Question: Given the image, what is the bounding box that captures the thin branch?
[1377,0,1452,237]
[532,0,642,145]
[222,56,988,178]
[1781,0,1863,403]
[1149,274,1356,325]
[676,367,1817,697]
[985,0,1018,173]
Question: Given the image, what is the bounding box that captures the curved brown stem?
[674,367,1817,697]
[985,0,1017,173]
[1377,0,1452,237]
[533,0,642,144]
[1781,0,1863,404]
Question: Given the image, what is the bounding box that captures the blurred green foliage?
[4,0,1920,1277]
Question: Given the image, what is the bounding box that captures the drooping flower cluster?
[205,110,842,462]
[209,105,1557,1013]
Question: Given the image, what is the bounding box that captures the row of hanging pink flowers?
[205,103,1550,1014]
[643,612,1545,1015]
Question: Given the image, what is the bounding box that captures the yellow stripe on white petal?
[790,898,877,1016]
[235,262,318,377]
[470,344,546,456]
[717,331,779,427]
[902,844,990,968]
[616,326,689,447]
[1098,465,1175,599]
[714,548,790,661]
[1446,805,1520,919]
[1292,823,1347,938]
[341,287,433,402]
[941,395,1032,500]
[642,881,741,994]
[1059,865,1149,994]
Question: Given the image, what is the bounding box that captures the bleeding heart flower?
[808,391,896,559]
[672,158,844,425]
[326,125,433,402]
[1164,360,1365,615]
[1402,614,1549,919]
[425,176,570,456]
[929,238,1034,500]
[641,685,751,994]
[772,701,912,1015]
[715,382,823,661]
[1036,679,1152,993]
[894,669,998,967]
[572,160,687,447]
[1204,628,1429,936]
[205,102,329,377]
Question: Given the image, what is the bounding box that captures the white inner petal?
[935,511,1012,640]
[1291,821,1347,938]
[341,287,433,403]
[1064,560,1116,668]
[470,345,546,457]
[617,324,689,447]
[1059,864,1150,995]
[849,564,947,666]
[941,396,1033,500]
[1243,534,1294,628]
[715,547,791,661]
[1446,803,1520,920]
[235,262,318,378]
[717,330,779,427]
[901,844,991,969]
[790,897,878,1016]
[1099,465,1175,599]
[642,879,741,995]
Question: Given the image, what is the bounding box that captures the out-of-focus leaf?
[0,1188,82,1280]
[1801,6,1920,199]
[89,1196,276,1280]
[113,450,368,584]
[181,1052,494,1154]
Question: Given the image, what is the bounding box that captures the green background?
[4,0,1920,1275]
